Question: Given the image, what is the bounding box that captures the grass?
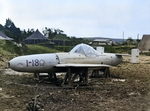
[0,40,23,55]
[26,44,60,54]
[113,45,137,54]
[55,46,73,52]
[110,56,150,94]
[0,40,18,68]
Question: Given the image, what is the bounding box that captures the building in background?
[23,29,49,44]
[0,31,13,40]
[138,35,150,51]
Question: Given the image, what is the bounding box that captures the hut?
[0,31,13,40]
[89,39,119,46]
[23,29,49,44]
[138,35,150,51]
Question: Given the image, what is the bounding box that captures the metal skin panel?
[9,54,59,73]
[56,53,122,66]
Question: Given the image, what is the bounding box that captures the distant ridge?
[81,37,125,44]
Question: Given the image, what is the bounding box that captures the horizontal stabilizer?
[115,54,130,56]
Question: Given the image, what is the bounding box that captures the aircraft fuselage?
[9,52,122,73]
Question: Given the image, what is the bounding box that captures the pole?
[123,31,124,44]
[137,34,139,40]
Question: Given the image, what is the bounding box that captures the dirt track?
[0,55,150,111]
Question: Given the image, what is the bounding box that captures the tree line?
[0,18,89,45]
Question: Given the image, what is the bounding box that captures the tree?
[0,24,4,31]
[4,18,13,28]
[43,27,54,40]
[4,18,22,43]
[126,37,134,46]
[42,27,65,40]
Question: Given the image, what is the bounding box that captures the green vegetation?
[1,40,23,55]
[55,46,73,52]
[113,45,137,54]
[0,40,19,68]
[0,40,21,58]
[102,46,118,53]
[27,44,59,54]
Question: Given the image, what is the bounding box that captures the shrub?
[55,46,73,52]
[1,40,23,55]
[103,46,117,53]
[27,44,59,54]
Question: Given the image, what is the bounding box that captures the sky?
[0,0,150,39]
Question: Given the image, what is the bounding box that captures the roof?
[138,35,150,51]
[70,43,99,57]
[94,39,110,42]
[0,31,13,40]
[91,38,119,46]
[25,29,48,40]
[0,36,5,40]
[23,29,49,44]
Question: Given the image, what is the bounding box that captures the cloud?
[0,0,150,39]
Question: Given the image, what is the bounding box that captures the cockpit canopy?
[70,43,99,57]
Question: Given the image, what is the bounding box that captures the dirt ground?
[1,55,150,111]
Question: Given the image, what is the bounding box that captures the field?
[0,55,150,110]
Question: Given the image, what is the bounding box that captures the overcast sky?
[0,0,150,39]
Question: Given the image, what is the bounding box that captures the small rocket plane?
[9,43,127,85]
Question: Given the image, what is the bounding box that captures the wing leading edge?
[55,64,111,68]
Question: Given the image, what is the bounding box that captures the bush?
[55,46,73,52]
[103,46,117,53]
[38,43,54,49]
[1,40,23,55]
[114,46,136,54]
[27,44,59,54]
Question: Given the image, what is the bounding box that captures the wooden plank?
[85,68,88,85]
[67,68,72,86]
[103,67,110,78]
[62,72,68,85]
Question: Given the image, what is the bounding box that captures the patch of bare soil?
[0,55,150,111]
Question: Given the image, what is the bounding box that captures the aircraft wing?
[55,63,111,68]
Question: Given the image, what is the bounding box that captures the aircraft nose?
[8,60,14,69]
[8,59,18,70]
[8,62,10,68]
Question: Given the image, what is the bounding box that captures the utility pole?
[123,31,124,43]
[137,34,139,40]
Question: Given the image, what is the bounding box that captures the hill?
[83,37,126,44]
